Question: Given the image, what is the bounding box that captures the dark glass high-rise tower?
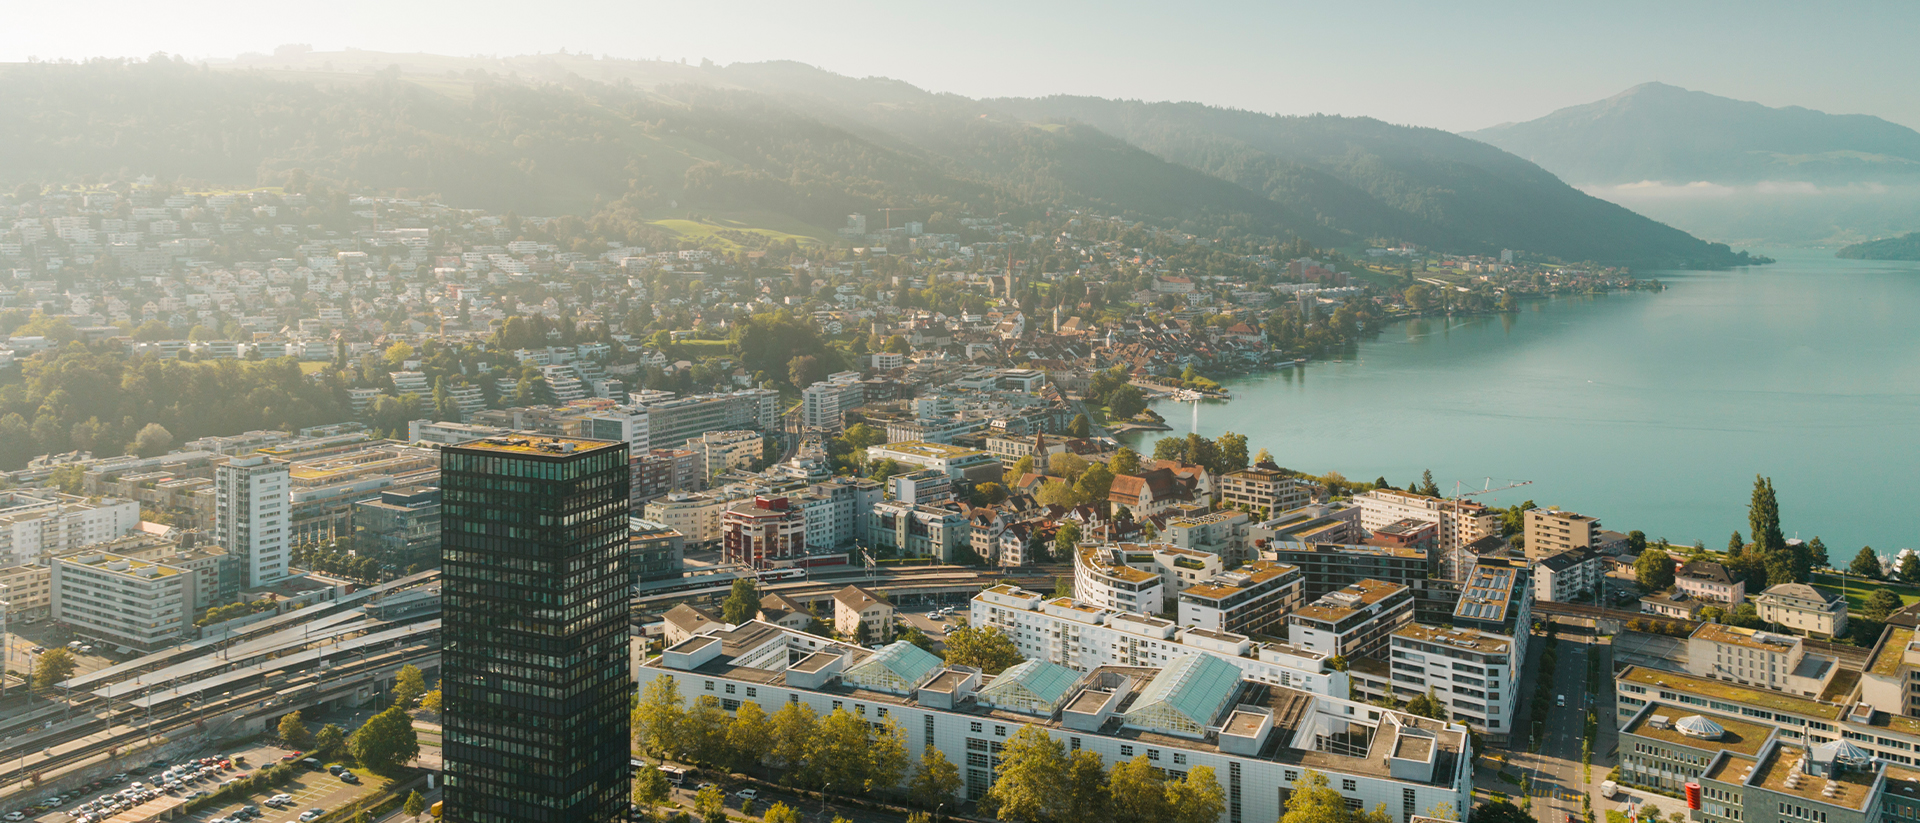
[440,435,631,823]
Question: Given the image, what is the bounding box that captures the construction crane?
[1445,478,1533,582]
[875,206,925,230]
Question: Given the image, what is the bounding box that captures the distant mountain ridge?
[1837,231,1920,261]
[0,54,1760,266]
[1465,82,1920,186]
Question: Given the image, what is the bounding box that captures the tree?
[392,663,426,708]
[842,423,887,450]
[812,708,873,792]
[1419,470,1441,497]
[1167,766,1228,823]
[723,578,760,625]
[1255,447,1275,466]
[348,705,419,772]
[1728,603,1763,629]
[971,481,1009,507]
[1405,283,1434,311]
[787,354,825,389]
[1404,687,1449,721]
[1809,536,1830,569]
[31,647,77,695]
[131,422,173,457]
[1067,414,1090,438]
[726,699,773,773]
[1852,546,1884,579]
[1054,522,1082,558]
[1109,447,1142,476]
[768,701,819,777]
[1865,588,1905,622]
[1698,606,1728,623]
[681,696,732,767]
[419,689,442,715]
[1727,531,1746,556]
[633,674,685,758]
[1283,770,1391,823]
[1004,455,1036,487]
[1071,463,1115,507]
[985,725,1068,823]
[1214,431,1249,473]
[404,790,427,822]
[1470,800,1535,823]
[1749,475,1786,557]
[1627,530,1648,554]
[762,803,803,823]
[1063,750,1108,822]
[695,785,725,823]
[634,763,671,822]
[1107,755,1170,823]
[1108,385,1147,419]
[1634,548,1675,591]
[277,710,310,748]
[866,719,911,793]
[1900,554,1920,586]
[1035,479,1077,509]
[909,748,963,808]
[313,723,346,757]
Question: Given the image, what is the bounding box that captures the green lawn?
[647,210,832,251]
[1811,571,1920,612]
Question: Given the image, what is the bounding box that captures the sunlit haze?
[4,0,1918,131]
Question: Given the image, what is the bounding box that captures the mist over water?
[1134,248,1920,554]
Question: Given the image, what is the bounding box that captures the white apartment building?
[1176,560,1303,637]
[692,430,763,480]
[1073,543,1223,615]
[643,492,737,546]
[1753,583,1850,639]
[577,406,650,456]
[1532,548,1605,603]
[800,372,866,432]
[645,622,1472,823]
[51,551,198,651]
[971,584,1343,697]
[1353,559,1531,741]
[1287,579,1415,659]
[214,455,291,587]
[407,419,510,445]
[1353,489,1499,549]
[1686,623,1834,696]
[0,563,51,618]
[1164,511,1255,563]
[1218,468,1312,514]
[0,490,141,566]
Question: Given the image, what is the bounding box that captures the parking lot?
[1,739,392,823]
[179,757,387,823]
[4,623,118,682]
[898,602,967,650]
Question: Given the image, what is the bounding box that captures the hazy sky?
[6,0,1916,132]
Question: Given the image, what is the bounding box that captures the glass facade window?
[440,438,632,823]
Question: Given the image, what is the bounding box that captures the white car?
[736,789,760,801]
[299,809,326,822]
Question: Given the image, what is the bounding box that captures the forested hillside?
[0,55,1761,266]
[983,96,1762,267]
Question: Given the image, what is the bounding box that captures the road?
[1532,633,1587,823]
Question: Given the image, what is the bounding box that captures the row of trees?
[632,676,916,796]
[983,724,1225,823]
[275,704,418,773]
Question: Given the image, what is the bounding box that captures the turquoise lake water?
[1133,249,1920,555]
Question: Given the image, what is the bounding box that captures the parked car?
[736,789,759,801]
[338,772,359,784]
